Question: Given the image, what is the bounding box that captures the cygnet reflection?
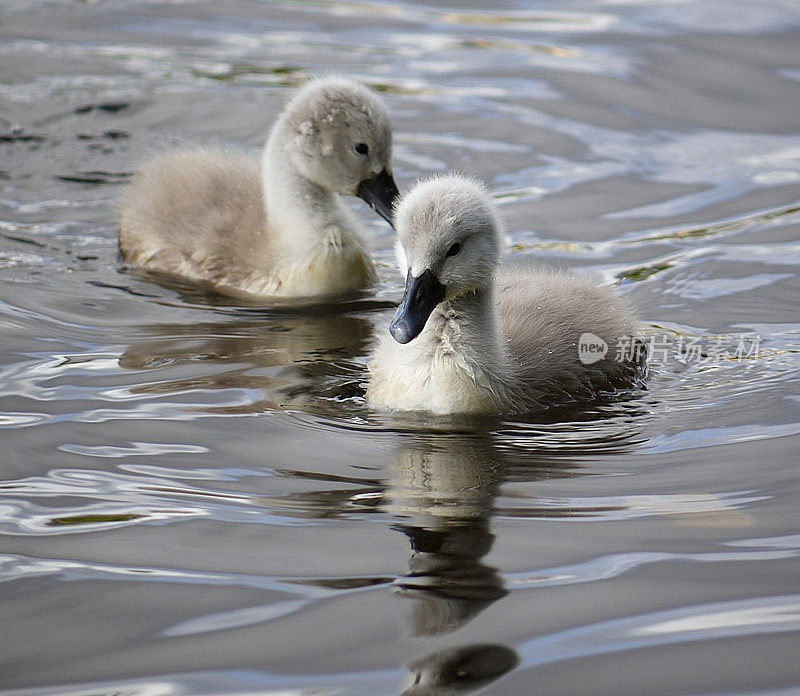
[384,433,506,636]
[401,643,519,696]
[118,310,373,414]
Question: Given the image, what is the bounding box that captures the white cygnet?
[367,175,644,415]
[119,77,399,300]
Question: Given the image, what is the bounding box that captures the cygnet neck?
[426,282,505,371]
[261,124,350,256]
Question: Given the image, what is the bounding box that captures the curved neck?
[261,125,351,255]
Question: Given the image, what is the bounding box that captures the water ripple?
[0,552,392,595]
[498,490,767,521]
[58,442,210,458]
[518,595,800,668]
[0,467,318,534]
[506,545,800,590]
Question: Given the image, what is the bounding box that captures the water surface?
[2,1,800,694]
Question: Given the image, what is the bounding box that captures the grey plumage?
[495,261,643,410]
[119,150,269,294]
[367,175,644,415]
[119,77,396,299]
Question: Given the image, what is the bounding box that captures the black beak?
[357,168,399,226]
[389,269,446,344]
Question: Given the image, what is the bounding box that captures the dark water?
[2,1,800,694]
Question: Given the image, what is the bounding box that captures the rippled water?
[2,1,800,694]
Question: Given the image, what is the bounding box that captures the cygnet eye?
[354,142,369,155]
[445,242,462,258]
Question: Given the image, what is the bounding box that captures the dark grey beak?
[357,168,399,226]
[389,269,446,344]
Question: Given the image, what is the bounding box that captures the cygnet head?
[278,77,399,223]
[390,175,502,344]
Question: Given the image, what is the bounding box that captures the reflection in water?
[384,429,654,694]
[118,310,375,415]
[383,427,646,633]
[387,435,521,694]
[402,643,519,696]
[386,435,505,636]
[254,429,633,693]
[386,433,593,693]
